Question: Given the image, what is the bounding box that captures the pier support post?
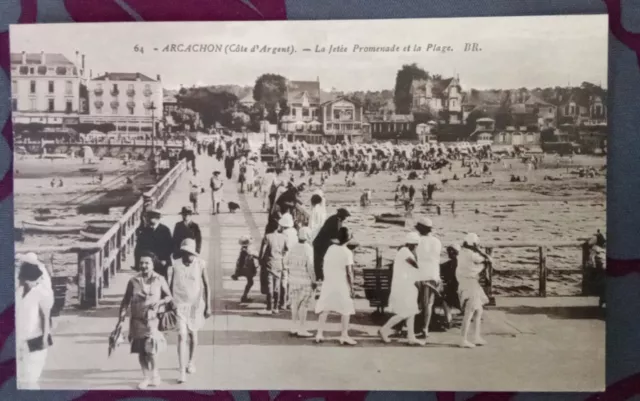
[78,250,99,308]
[538,246,547,297]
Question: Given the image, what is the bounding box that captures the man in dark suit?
[312,208,350,281]
[172,206,202,259]
[135,208,173,280]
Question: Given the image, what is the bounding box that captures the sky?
[10,15,608,92]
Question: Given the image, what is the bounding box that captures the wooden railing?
[356,240,594,308]
[15,160,187,308]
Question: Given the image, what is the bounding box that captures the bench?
[362,266,392,314]
[51,276,68,317]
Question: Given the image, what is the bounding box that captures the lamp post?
[262,108,268,144]
[275,103,281,161]
[149,101,157,154]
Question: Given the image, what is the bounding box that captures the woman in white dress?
[314,227,357,345]
[309,192,327,241]
[378,232,425,345]
[457,233,491,348]
[168,238,211,383]
[16,262,53,389]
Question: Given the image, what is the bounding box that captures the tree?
[253,73,288,121]
[176,88,238,128]
[393,64,428,114]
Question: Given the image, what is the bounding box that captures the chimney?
[157,74,161,81]
[90,69,93,78]
[75,50,79,67]
[21,51,26,64]
[81,54,85,70]
[40,51,45,64]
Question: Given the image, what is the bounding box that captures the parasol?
[108,318,126,357]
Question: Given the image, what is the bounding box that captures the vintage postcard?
[11,15,606,391]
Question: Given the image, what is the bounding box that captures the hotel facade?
[10,51,85,127]
[83,72,164,133]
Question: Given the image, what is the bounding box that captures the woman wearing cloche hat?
[167,238,211,383]
[379,232,426,346]
[456,233,492,349]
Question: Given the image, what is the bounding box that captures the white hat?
[20,252,41,265]
[415,217,433,228]
[180,238,199,256]
[298,226,312,242]
[278,214,294,228]
[405,232,420,245]
[451,244,461,252]
[464,233,479,245]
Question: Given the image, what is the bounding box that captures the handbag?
[157,302,178,332]
[27,334,53,352]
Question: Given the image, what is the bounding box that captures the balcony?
[126,88,136,97]
[94,100,104,109]
[94,88,103,96]
[110,88,120,96]
[143,88,152,97]
[143,101,153,109]
[110,101,119,109]
[126,100,136,109]
[19,66,28,75]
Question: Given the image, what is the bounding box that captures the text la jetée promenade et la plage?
[131,43,482,55]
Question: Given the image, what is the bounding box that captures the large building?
[83,72,163,133]
[410,76,463,124]
[10,51,85,127]
[320,97,368,143]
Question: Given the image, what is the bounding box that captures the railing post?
[581,242,590,296]
[538,246,547,297]
[483,247,495,305]
[78,250,99,308]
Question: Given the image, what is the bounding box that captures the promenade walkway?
[40,154,605,392]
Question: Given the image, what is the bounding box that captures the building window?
[128,107,134,115]
[29,67,34,74]
[96,107,102,115]
[11,99,17,111]
[66,100,72,113]
[65,81,72,95]
[302,108,309,117]
[30,99,36,110]
[30,80,36,94]
[48,81,54,94]
[48,99,55,112]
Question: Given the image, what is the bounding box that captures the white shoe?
[459,340,476,348]
[297,330,313,338]
[138,379,151,389]
[178,371,187,384]
[187,362,196,374]
[473,337,487,346]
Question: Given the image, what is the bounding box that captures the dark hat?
[146,208,161,217]
[336,208,351,218]
[18,261,43,282]
[180,206,193,215]
[213,171,221,175]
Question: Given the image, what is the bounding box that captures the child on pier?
[232,236,259,304]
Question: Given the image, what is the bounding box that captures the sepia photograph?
[11,15,606,391]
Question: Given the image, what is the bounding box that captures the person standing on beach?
[414,217,442,339]
[210,171,223,215]
[379,232,425,346]
[457,233,491,348]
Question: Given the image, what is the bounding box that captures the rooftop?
[92,72,157,82]
[10,52,74,66]
[287,80,321,104]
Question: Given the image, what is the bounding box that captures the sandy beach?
[296,153,606,297]
[14,156,156,278]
